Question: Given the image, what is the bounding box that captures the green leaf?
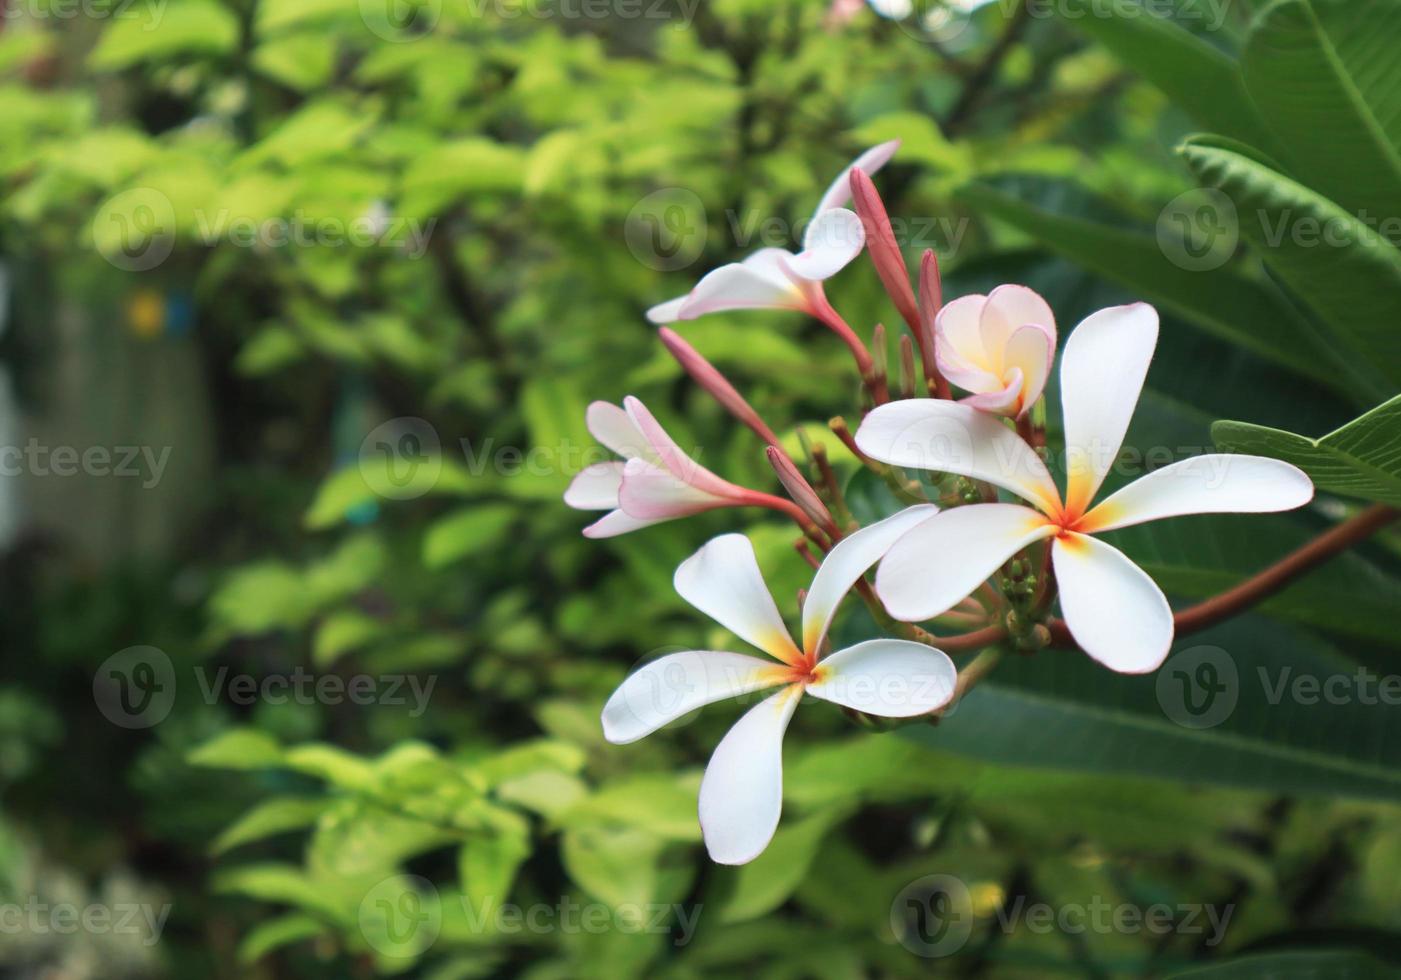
[1057,0,1277,153]
[1213,394,1401,506]
[1180,138,1401,393]
[715,809,846,924]
[88,0,238,69]
[1164,949,1401,978]
[458,825,531,910]
[905,615,1401,800]
[561,826,664,908]
[213,864,346,922]
[283,744,376,791]
[188,729,285,770]
[237,913,328,964]
[958,181,1340,388]
[213,798,330,855]
[561,774,703,842]
[1243,0,1401,233]
[313,609,386,669]
[422,505,518,568]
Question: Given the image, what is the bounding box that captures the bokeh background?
[4,0,1401,977]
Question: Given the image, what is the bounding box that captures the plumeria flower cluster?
[566,141,1315,862]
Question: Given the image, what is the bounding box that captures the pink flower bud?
[849,167,919,335]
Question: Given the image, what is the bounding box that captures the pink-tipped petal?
[646,295,689,324]
[623,396,742,499]
[699,686,801,865]
[855,400,1063,515]
[814,140,900,217]
[1001,324,1054,416]
[959,369,1024,417]
[935,294,1001,392]
[1079,456,1314,534]
[1053,532,1173,674]
[586,401,649,460]
[1060,303,1159,517]
[979,284,1056,355]
[564,461,625,510]
[801,504,940,655]
[581,508,662,538]
[601,651,789,744]
[806,639,956,717]
[617,458,729,519]
[674,534,804,665]
[875,503,1055,622]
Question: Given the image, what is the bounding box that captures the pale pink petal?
[855,400,1063,515]
[1079,456,1314,534]
[563,461,624,510]
[979,284,1055,358]
[934,294,996,390]
[582,508,663,538]
[1053,532,1172,674]
[623,396,741,498]
[674,534,804,665]
[646,295,689,324]
[785,208,865,281]
[675,249,804,319]
[875,503,1054,621]
[601,651,789,744]
[699,685,801,865]
[618,458,729,519]
[1001,324,1054,416]
[959,369,1023,417]
[586,401,649,460]
[1060,303,1159,517]
[806,639,956,717]
[813,140,900,217]
[801,504,940,655]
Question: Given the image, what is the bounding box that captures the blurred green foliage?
[2,0,1401,977]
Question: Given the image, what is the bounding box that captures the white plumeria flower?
[936,284,1056,419]
[856,303,1315,674]
[601,508,956,864]
[564,397,759,538]
[646,141,900,325]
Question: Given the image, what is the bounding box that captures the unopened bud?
[767,445,834,530]
[850,168,919,334]
[898,334,916,399]
[659,327,781,446]
[918,250,949,397]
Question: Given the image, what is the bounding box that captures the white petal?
[699,686,801,865]
[674,534,803,665]
[806,639,956,717]
[855,400,1063,514]
[1001,324,1054,414]
[1080,456,1315,534]
[786,208,865,281]
[801,504,940,654]
[582,508,662,538]
[646,296,689,324]
[1052,532,1172,674]
[618,458,727,519]
[586,401,648,460]
[979,284,1055,358]
[934,294,996,390]
[601,651,789,744]
[813,140,900,217]
[959,368,1023,417]
[676,250,803,319]
[875,503,1054,621]
[1060,303,1159,517]
[563,461,624,510]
